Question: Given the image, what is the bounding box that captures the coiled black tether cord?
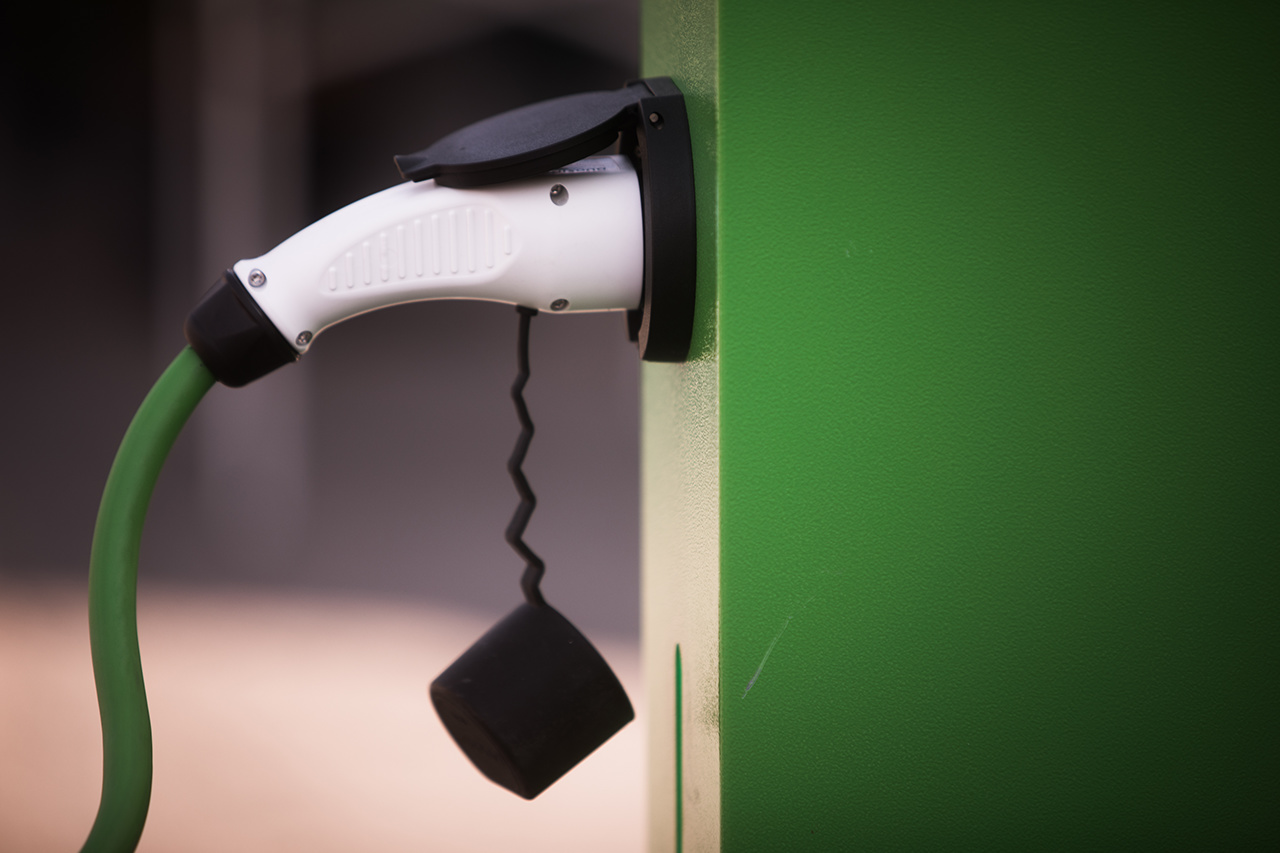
[506,306,546,607]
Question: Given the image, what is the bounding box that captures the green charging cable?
[80,347,215,853]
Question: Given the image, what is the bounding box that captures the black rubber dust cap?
[430,602,634,799]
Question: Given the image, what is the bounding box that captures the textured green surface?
[645,0,1279,849]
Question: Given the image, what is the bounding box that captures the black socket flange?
[627,77,697,363]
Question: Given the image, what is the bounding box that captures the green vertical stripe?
[674,644,683,853]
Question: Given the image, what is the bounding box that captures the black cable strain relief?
[184,270,298,387]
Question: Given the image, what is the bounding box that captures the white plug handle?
[231,156,643,352]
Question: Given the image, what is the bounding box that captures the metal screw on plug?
[296,331,313,346]
[648,112,664,129]
[247,269,267,287]
[549,184,568,206]
[550,299,569,312]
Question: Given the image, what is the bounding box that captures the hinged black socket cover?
[396,77,696,362]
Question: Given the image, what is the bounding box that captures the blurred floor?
[0,580,643,852]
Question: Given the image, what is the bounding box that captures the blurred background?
[0,0,646,849]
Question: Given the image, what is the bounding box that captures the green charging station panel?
[641,1,1278,850]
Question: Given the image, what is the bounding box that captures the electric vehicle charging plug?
[186,76,695,388]
[187,155,643,387]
